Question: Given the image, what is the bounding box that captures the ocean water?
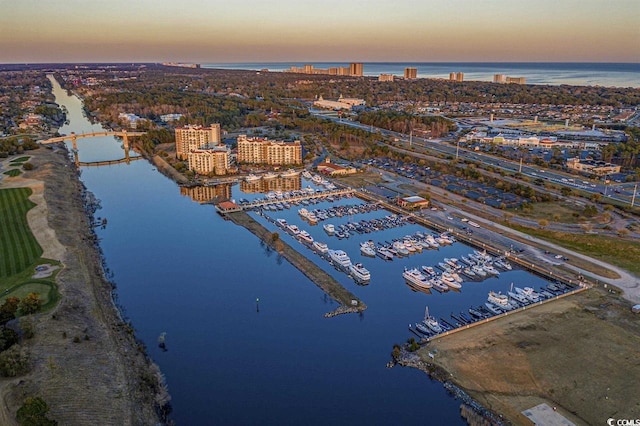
[203,62,640,88]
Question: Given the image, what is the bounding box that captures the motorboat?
[298,208,309,218]
[328,249,352,268]
[422,306,443,334]
[245,174,260,182]
[430,279,449,292]
[376,246,393,260]
[488,291,509,307]
[392,241,410,256]
[403,268,433,291]
[280,169,300,178]
[312,241,328,254]
[471,264,487,277]
[298,230,313,244]
[440,273,462,290]
[323,223,335,235]
[349,262,371,281]
[263,172,278,180]
[360,242,376,257]
[287,224,300,235]
[516,286,541,302]
[421,266,436,276]
[276,218,288,228]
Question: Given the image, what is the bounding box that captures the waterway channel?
[48,75,552,425]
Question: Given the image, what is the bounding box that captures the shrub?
[0,344,31,377]
[17,396,57,426]
[22,162,34,171]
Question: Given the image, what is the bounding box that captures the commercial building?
[398,196,430,210]
[404,67,417,79]
[187,144,231,175]
[313,94,366,110]
[175,124,221,160]
[378,74,395,82]
[236,135,302,166]
[565,158,620,176]
[316,157,357,176]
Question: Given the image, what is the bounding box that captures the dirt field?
[421,289,640,425]
[0,147,163,425]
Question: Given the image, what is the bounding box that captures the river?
[49,74,554,425]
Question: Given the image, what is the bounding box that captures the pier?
[225,210,366,315]
[240,188,354,210]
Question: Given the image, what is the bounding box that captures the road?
[311,110,639,207]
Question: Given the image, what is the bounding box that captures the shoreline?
[0,146,167,424]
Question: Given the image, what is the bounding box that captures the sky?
[0,0,638,63]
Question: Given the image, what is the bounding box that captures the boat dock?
[239,188,354,210]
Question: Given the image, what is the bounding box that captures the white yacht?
[440,273,462,290]
[287,224,300,235]
[360,242,376,257]
[421,266,436,276]
[403,268,433,291]
[488,291,510,307]
[517,286,541,302]
[312,241,329,254]
[376,246,393,260]
[349,262,371,281]
[423,306,443,334]
[276,218,288,228]
[328,249,352,268]
[301,170,312,179]
[392,241,410,256]
[263,172,278,180]
[323,223,335,235]
[280,169,300,178]
[471,264,488,277]
[298,230,313,244]
[245,174,260,182]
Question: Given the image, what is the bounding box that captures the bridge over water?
[40,130,146,166]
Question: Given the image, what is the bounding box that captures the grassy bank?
[509,223,640,276]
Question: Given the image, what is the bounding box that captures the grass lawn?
[0,188,43,278]
[509,201,586,224]
[3,169,22,177]
[510,223,640,276]
[9,156,30,164]
[1,281,59,309]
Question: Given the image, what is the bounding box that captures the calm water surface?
[49,75,553,425]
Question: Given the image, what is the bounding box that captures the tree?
[22,162,34,171]
[0,344,30,377]
[19,293,41,315]
[0,297,20,325]
[538,219,549,229]
[17,396,57,426]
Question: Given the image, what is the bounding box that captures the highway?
[311,110,638,207]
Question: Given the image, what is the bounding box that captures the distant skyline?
[1,0,638,64]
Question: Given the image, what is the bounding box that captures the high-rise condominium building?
[506,76,526,84]
[175,124,221,160]
[349,63,363,77]
[236,135,302,165]
[493,74,506,83]
[404,67,417,79]
[449,72,464,82]
[187,145,230,175]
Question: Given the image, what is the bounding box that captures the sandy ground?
[421,288,640,425]
[0,148,161,425]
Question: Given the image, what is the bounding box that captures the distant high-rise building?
[378,73,395,82]
[349,63,363,77]
[175,124,221,160]
[493,74,506,83]
[304,64,314,74]
[506,76,526,84]
[404,67,417,79]
[449,72,464,82]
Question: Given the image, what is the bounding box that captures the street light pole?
[631,183,638,208]
[456,140,460,160]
